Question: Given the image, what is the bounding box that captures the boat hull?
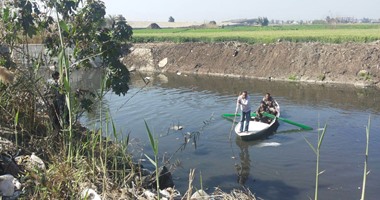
[235,120,279,140]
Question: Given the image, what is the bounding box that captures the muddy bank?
[122,41,380,88]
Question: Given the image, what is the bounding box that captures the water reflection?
[235,139,251,185]
[143,72,380,114]
[69,69,113,123]
[73,70,380,114]
[70,68,105,91]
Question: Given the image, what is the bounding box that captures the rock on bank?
[122,42,380,88]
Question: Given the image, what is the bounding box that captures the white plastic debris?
[81,188,101,200]
[30,152,46,170]
[0,174,21,197]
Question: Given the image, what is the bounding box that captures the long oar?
[222,113,257,118]
[262,112,313,130]
[222,113,313,130]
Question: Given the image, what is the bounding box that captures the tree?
[148,23,161,29]
[168,16,175,22]
[0,0,133,95]
[361,18,370,23]
[258,17,269,26]
[209,21,217,25]
[326,16,332,24]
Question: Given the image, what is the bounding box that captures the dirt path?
[122,41,380,88]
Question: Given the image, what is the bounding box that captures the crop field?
[132,24,380,44]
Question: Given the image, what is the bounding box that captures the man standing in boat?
[236,91,251,132]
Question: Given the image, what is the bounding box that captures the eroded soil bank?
[122,41,380,88]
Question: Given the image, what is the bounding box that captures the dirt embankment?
[122,42,380,88]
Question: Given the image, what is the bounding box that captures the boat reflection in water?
[234,123,279,185]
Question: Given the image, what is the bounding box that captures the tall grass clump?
[50,7,75,164]
[0,1,143,199]
[304,124,327,200]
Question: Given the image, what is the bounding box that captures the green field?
[132,24,380,44]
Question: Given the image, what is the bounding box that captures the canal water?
[78,70,380,200]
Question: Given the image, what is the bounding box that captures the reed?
[144,120,161,199]
[14,109,19,147]
[184,169,195,200]
[200,171,203,192]
[360,116,371,200]
[304,124,327,200]
[54,13,75,163]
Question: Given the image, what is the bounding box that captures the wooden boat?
[234,101,280,141]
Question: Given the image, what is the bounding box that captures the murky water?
[78,70,380,200]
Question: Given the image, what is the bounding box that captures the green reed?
[200,171,203,192]
[144,120,161,199]
[304,124,327,200]
[55,12,74,163]
[14,109,19,147]
[361,116,371,200]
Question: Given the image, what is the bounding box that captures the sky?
[104,0,380,22]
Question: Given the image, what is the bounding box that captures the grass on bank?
[132,24,380,44]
